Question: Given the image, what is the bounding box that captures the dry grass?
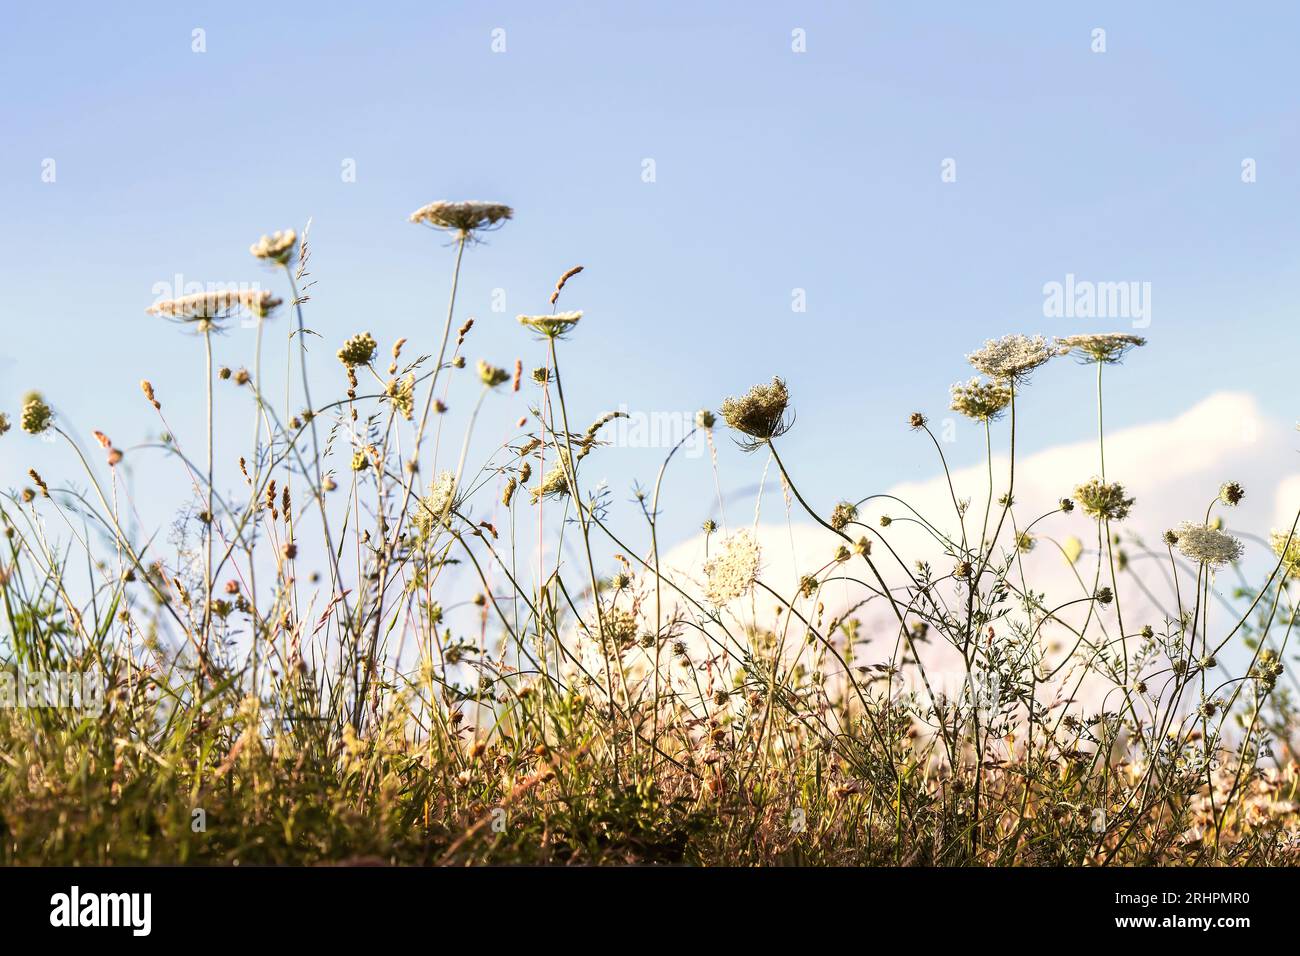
[1,211,1298,866]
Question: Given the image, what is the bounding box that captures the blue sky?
[3,1,1299,551]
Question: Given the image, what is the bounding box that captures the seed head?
[719,377,792,449]
[20,392,52,435]
[529,449,572,504]
[950,377,1012,421]
[830,501,858,531]
[338,332,377,369]
[1218,481,1245,507]
[387,374,415,420]
[1073,478,1134,522]
[249,229,298,264]
[476,359,510,388]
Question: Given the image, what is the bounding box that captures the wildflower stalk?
[201,323,215,678]
[545,336,630,775]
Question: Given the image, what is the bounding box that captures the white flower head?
[703,530,761,606]
[966,334,1062,381]
[1173,521,1243,569]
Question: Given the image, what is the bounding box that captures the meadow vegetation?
[1,203,1297,865]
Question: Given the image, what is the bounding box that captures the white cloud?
[622,391,1297,719]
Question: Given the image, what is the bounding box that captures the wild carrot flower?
[696,409,715,429]
[1058,333,1146,364]
[949,377,1011,421]
[966,334,1061,381]
[0,412,9,436]
[20,392,52,435]
[1171,522,1243,568]
[720,377,792,449]
[409,200,513,235]
[147,289,281,325]
[476,360,510,387]
[1073,477,1134,521]
[338,332,377,368]
[1268,530,1300,578]
[703,530,760,606]
[249,229,298,264]
[518,311,582,339]
[414,471,458,535]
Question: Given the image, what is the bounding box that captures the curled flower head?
[1218,481,1245,507]
[147,288,281,327]
[409,201,513,235]
[518,311,582,339]
[830,501,858,531]
[720,377,792,449]
[703,530,761,606]
[949,377,1012,421]
[1171,521,1243,569]
[1268,529,1300,579]
[1057,333,1146,365]
[696,409,716,429]
[249,229,298,264]
[1073,477,1134,522]
[966,334,1061,382]
[20,392,52,435]
[476,359,510,388]
[0,412,9,436]
[337,332,378,369]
